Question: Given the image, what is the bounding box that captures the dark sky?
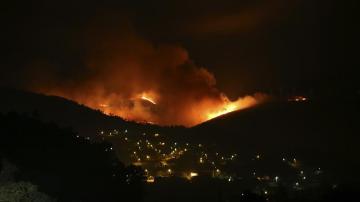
[0,0,354,97]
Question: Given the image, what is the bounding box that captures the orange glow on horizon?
[37,89,265,127]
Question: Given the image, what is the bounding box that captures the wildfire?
[206,103,238,120]
[201,94,260,122]
[140,95,157,105]
[137,91,157,105]
[24,18,267,127]
[38,88,264,126]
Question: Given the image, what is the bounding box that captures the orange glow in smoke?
[25,19,268,127]
[39,89,264,127]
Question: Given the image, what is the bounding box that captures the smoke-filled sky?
[0,0,353,126]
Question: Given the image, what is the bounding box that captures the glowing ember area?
[99,104,109,108]
[288,95,308,102]
[207,102,238,120]
[200,94,261,122]
[39,89,264,126]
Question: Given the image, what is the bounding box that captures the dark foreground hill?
[0,113,145,202]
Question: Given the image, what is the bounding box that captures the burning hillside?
[23,20,265,126]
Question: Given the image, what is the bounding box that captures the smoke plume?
[23,19,265,126]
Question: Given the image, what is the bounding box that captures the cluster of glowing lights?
[98,129,324,188]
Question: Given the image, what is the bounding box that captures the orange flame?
[139,92,157,105]
[39,88,264,126]
[190,94,261,125]
[206,102,238,120]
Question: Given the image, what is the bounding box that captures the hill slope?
[190,97,360,182]
[0,88,173,137]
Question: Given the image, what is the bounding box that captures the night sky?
[1,0,353,96]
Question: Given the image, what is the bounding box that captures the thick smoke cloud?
[17,17,263,126]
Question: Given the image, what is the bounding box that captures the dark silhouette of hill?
[0,88,182,137]
[190,96,360,183]
[0,112,145,202]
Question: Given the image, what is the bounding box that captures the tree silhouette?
[0,112,144,202]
